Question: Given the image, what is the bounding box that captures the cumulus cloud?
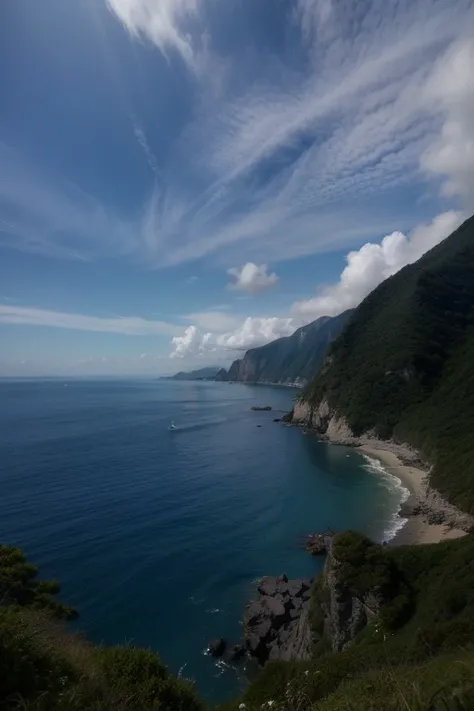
[0,304,180,336]
[169,316,295,358]
[170,325,198,358]
[292,211,464,320]
[227,263,278,293]
[421,39,474,203]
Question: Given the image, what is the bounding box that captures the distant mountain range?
[215,311,352,386]
[167,366,222,381]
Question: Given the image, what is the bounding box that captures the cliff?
[216,311,352,385]
[299,214,474,514]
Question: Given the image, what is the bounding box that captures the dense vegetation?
[303,215,474,512]
[216,311,352,385]
[0,545,205,711]
[222,532,474,711]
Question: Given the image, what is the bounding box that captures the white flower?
[267,702,275,707]
[304,670,309,676]
[239,705,246,710]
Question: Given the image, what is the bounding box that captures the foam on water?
[362,454,410,541]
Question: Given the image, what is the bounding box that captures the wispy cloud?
[1,1,472,270]
[0,304,180,336]
[105,0,201,68]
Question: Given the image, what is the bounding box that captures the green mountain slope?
[303,214,474,511]
[216,311,352,385]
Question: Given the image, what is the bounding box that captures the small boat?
[168,420,177,431]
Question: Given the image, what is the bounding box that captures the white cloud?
[170,325,199,358]
[421,39,474,203]
[292,211,464,319]
[106,0,200,67]
[215,317,294,350]
[0,304,179,336]
[170,315,295,358]
[227,263,278,293]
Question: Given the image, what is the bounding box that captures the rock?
[251,405,272,411]
[268,644,281,661]
[244,600,265,625]
[291,597,303,611]
[286,579,304,597]
[263,596,286,619]
[277,574,288,583]
[207,638,226,657]
[302,589,311,600]
[254,619,273,641]
[257,425,262,427]
[258,577,278,596]
[273,418,281,422]
[226,644,246,662]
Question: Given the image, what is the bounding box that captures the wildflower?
[239,705,246,710]
[267,702,275,707]
[304,670,309,676]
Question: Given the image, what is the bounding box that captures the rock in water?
[225,643,246,662]
[207,638,226,657]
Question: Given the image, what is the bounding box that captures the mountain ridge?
[216,311,353,386]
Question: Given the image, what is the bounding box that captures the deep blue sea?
[0,379,407,702]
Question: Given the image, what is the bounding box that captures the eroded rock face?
[243,576,312,665]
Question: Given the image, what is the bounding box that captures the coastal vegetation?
[0,544,205,711]
[4,534,474,710]
[302,214,474,512]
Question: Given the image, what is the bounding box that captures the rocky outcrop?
[291,399,355,444]
[243,575,312,664]
[321,546,379,653]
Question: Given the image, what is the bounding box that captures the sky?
[1,0,473,376]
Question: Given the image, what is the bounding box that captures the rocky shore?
[208,575,313,667]
[243,575,313,664]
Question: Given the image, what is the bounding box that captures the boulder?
[244,600,265,625]
[273,418,281,423]
[207,638,226,657]
[287,579,305,597]
[258,576,278,596]
[277,574,288,583]
[263,596,286,619]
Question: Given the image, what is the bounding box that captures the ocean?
[0,378,408,702]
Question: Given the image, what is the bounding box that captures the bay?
[0,378,406,702]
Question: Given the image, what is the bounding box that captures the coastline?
[357,443,468,546]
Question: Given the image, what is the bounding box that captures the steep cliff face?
[217,312,352,385]
[291,398,354,442]
[320,541,379,653]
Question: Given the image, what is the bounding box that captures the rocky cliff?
[216,312,352,386]
[319,539,379,653]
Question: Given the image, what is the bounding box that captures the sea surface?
[0,378,408,702]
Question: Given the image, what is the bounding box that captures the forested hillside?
[302,214,474,511]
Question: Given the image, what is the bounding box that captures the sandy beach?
[357,444,468,546]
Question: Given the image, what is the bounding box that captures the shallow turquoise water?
[0,378,406,701]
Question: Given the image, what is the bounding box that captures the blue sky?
[1,0,473,375]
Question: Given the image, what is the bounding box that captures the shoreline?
[357,443,468,546]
